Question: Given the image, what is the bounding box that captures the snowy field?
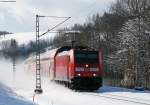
[0,57,150,105]
[0,32,56,46]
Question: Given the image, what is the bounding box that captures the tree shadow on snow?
[96,86,150,94]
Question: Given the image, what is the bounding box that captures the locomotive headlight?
[77,73,81,76]
[85,64,89,68]
[93,73,97,77]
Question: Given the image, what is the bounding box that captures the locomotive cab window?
[75,51,98,63]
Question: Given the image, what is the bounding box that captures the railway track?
[83,92,150,105]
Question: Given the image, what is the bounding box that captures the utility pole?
[34,15,42,94]
[34,14,70,94]
[12,56,16,71]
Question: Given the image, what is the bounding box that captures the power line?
[40,17,71,37]
[37,15,71,19]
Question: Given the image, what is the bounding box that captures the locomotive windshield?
[75,50,98,63]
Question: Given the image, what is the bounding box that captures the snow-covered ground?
[17,79,150,105]
[20,81,150,105]
[0,83,34,105]
[0,58,150,105]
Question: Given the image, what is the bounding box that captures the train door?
[49,59,54,81]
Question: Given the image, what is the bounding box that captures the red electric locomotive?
[49,46,103,90]
[26,46,104,90]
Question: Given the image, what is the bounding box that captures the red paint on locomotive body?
[55,55,70,81]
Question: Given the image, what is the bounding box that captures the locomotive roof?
[56,46,90,54]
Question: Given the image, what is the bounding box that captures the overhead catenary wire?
[35,0,104,48]
[38,0,99,37]
[38,15,71,19]
[0,0,16,2]
[40,17,71,37]
[43,0,103,48]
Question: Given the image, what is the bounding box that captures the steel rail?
[83,92,150,105]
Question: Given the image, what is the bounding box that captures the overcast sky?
[0,0,115,33]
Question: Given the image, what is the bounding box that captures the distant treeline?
[0,31,12,36]
[0,39,52,58]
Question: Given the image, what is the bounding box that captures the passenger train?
[26,46,104,90]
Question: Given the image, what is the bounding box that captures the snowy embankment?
[0,83,34,105]
[0,32,56,45]
[34,85,150,105]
